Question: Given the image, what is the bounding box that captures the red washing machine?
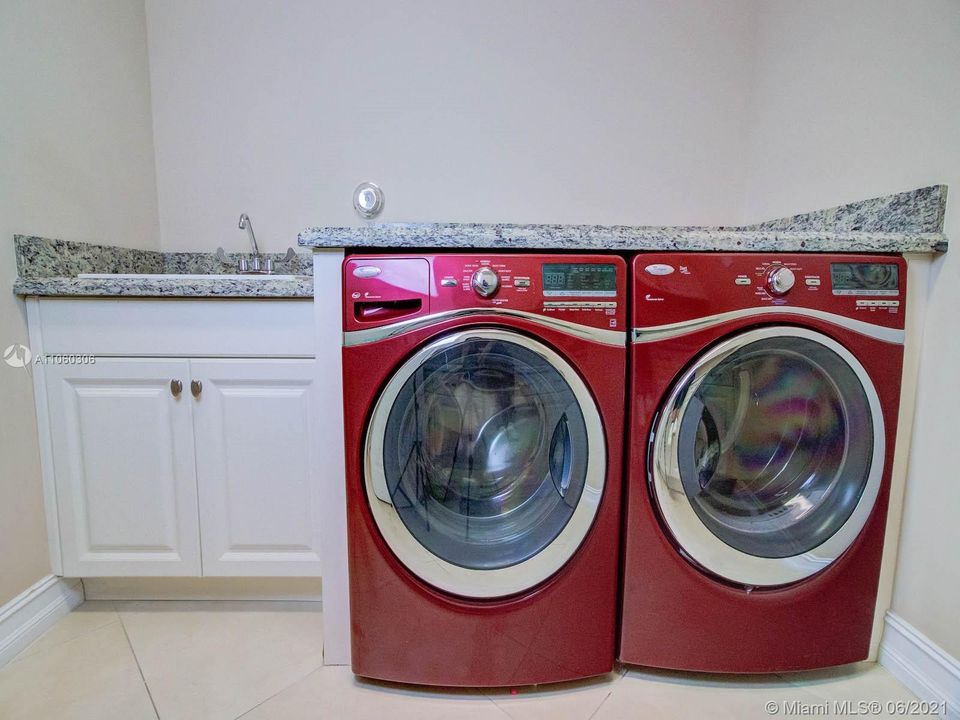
[342,253,626,686]
[619,253,906,673]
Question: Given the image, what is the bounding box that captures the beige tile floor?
[0,600,919,719]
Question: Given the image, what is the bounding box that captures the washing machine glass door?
[652,326,884,587]
[365,328,605,598]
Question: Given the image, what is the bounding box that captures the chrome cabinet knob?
[471,267,500,298]
[766,267,796,296]
[170,379,183,397]
[191,380,203,398]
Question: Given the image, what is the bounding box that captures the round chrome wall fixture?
[353,182,384,219]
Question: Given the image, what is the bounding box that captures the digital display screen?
[542,263,617,297]
[830,263,900,296]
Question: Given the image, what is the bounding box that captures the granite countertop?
[13,236,313,298]
[12,186,949,298]
[299,186,949,253]
[13,275,315,298]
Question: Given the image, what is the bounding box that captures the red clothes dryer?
[620,253,906,673]
[342,253,626,686]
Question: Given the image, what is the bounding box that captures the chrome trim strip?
[345,308,626,347]
[364,328,606,599]
[650,326,885,587]
[632,307,904,345]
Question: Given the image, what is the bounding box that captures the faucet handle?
[238,256,249,273]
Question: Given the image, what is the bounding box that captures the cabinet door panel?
[192,360,321,576]
[46,360,201,576]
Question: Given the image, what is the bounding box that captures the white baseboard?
[81,576,323,602]
[880,611,960,719]
[0,575,84,667]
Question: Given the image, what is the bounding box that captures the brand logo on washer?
[645,294,665,302]
[352,265,381,279]
[644,263,675,276]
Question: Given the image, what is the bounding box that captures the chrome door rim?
[365,328,606,598]
[651,326,885,587]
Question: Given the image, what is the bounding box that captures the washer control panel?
[632,253,906,330]
[345,254,627,333]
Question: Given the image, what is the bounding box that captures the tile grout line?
[117,612,161,720]
[488,670,629,720]
[486,694,517,719]
[585,690,614,720]
[584,665,630,719]
[232,658,327,719]
[6,615,121,666]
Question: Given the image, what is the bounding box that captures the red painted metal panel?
[633,252,905,330]
[619,253,906,673]
[342,254,626,686]
[344,254,627,333]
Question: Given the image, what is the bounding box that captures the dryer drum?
[652,326,885,587]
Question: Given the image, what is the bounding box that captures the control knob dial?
[471,267,500,298]
[766,266,796,296]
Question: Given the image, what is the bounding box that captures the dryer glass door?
[652,327,884,587]
[365,328,606,598]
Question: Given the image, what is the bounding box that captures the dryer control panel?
[344,254,627,333]
[632,253,906,329]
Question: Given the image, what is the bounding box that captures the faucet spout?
[238,213,260,257]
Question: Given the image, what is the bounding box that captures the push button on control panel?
[544,301,617,309]
[857,299,900,307]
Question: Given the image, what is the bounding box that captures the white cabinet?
[192,360,322,576]
[27,297,320,578]
[45,359,201,577]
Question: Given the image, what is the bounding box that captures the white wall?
[741,0,960,658]
[145,0,758,252]
[0,0,160,605]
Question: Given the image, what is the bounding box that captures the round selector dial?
[471,267,500,298]
[766,266,796,296]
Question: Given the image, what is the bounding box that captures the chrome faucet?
[238,213,265,273]
[215,213,297,274]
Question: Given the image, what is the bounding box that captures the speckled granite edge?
[13,276,313,298]
[15,235,314,279]
[298,186,948,252]
[299,226,946,253]
[13,235,314,298]
[742,185,947,233]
